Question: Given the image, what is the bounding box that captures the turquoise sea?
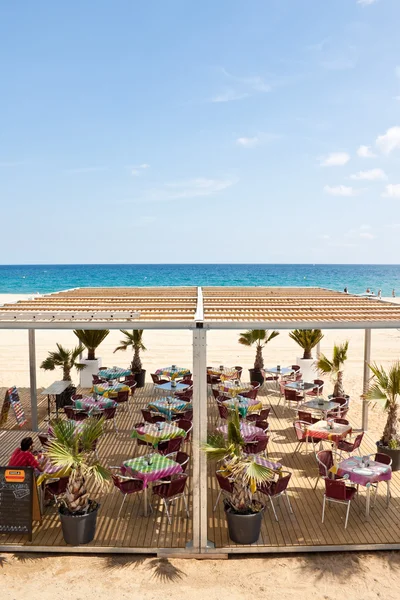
[0,264,399,296]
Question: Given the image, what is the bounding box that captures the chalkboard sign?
[0,466,35,540]
[0,387,26,428]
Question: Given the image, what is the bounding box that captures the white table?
[41,380,73,419]
[155,382,190,394]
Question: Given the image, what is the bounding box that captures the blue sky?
[1,0,400,264]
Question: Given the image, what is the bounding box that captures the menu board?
[0,466,35,540]
[0,387,26,428]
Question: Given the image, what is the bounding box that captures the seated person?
[8,436,44,472]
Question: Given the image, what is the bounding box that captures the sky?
[1,0,400,264]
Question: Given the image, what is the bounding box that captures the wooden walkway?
[1,383,400,554]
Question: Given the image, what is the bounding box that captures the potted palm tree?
[366,362,400,470]
[73,330,110,388]
[47,417,110,544]
[238,330,279,385]
[289,329,324,382]
[316,341,349,399]
[114,329,146,387]
[204,410,274,544]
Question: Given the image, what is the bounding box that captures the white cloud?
[131,163,150,176]
[211,90,249,103]
[236,136,259,148]
[323,185,360,197]
[376,126,400,154]
[357,145,376,158]
[357,0,378,5]
[65,166,106,173]
[360,224,372,230]
[382,184,400,198]
[132,177,238,203]
[319,152,350,167]
[359,232,375,239]
[318,234,331,240]
[350,168,387,181]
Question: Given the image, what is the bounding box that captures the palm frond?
[73,330,109,351]
[79,417,105,452]
[316,353,334,375]
[289,329,323,352]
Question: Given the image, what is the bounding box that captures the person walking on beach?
[378,289,382,299]
[393,289,396,298]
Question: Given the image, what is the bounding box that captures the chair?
[111,472,145,517]
[213,472,234,511]
[38,434,50,449]
[246,407,270,422]
[181,408,193,421]
[114,390,130,412]
[71,394,83,401]
[151,373,169,385]
[306,379,324,397]
[333,418,349,426]
[152,474,189,524]
[255,420,269,433]
[250,382,261,390]
[165,451,190,473]
[217,402,230,423]
[322,478,357,529]
[141,409,166,424]
[243,435,269,455]
[128,381,138,397]
[240,388,258,400]
[63,405,76,420]
[176,419,193,440]
[180,377,193,385]
[371,453,392,507]
[295,371,303,382]
[258,471,293,521]
[234,366,243,380]
[211,387,220,399]
[284,388,302,408]
[297,410,315,424]
[157,437,184,456]
[314,449,342,489]
[334,397,349,418]
[291,365,301,372]
[44,476,69,504]
[174,389,193,401]
[92,375,103,384]
[103,405,118,433]
[337,432,364,457]
[293,421,318,454]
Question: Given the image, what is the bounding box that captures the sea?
[0,264,399,296]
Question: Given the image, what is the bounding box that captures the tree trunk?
[65,467,89,512]
[254,345,264,370]
[333,370,345,397]
[63,365,72,381]
[382,402,399,446]
[303,348,312,360]
[131,346,142,373]
[230,475,253,512]
[88,348,95,360]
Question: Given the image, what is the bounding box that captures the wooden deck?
[1,383,400,555]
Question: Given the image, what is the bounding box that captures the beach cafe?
[1,286,400,557]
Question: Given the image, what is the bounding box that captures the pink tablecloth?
[333,456,392,487]
[217,423,265,442]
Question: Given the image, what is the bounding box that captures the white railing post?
[28,329,38,431]
[362,328,371,431]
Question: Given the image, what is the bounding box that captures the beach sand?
[1,293,400,595]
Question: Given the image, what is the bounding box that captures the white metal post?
[362,328,371,431]
[316,340,321,359]
[28,329,38,431]
[189,327,209,553]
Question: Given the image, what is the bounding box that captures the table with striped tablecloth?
[123,454,183,516]
[217,423,265,442]
[73,396,116,410]
[132,422,186,447]
[222,396,262,417]
[98,367,132,380]
[306,420,352,447]
[208,367,238,379]
[92,382,130,398]
[155,366,191,379]
[213,381,252,398]
[147,398,191,420]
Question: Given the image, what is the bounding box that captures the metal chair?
[157,436,184,456]
[111,471,145,517]
[246,407,271,422]
[292,421,318,455]
[213,472,234,512]
[44,476,69,504]
[369,452,392,507]
[151,373,169,385]
[314,449,342,489]
[337,432,364,457]
[103,405,118,433]
[152,474,189,524]
[258,471,293,521]
[243,435,269,455]
[322,477,357,529]
[175,418,193,440]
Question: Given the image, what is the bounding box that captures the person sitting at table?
[8,437,44,471]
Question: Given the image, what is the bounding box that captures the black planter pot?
[328,394,350,402]
[133,369,146,388]
[59,504,99,545]
[376,442,400,471]
[225,507,264,544]
[249,368,264,386]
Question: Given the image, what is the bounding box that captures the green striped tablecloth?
[132,422,186,446]
[123,454,183,487]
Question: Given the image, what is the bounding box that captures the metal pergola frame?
[1,285,400,555]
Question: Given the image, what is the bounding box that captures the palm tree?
[316,341,349,397]
[40,343,85,381]
[238,330,279,371]
[203,410,274,512]
[73,330,110,361]
[114,329,146,373]
[47,417,110,513]
[366,362,400,448]
[289,329,324,360]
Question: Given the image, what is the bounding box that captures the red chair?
[71,394,83,401]
[213,472,234,511]
[181,408,193,421]
[255,420,269,433]
[111,472,145,517]
[295,371,303,382]
[371,453,392,506]
[114,390,130,412]
[243,435,269,455]
[152,474,189,524]
[44,476,69,504]
[128,381,138,397]
[337,432,364,457]
[297,410,319,424]
[306,379,324,397]
[322,478,357,529]
[151,373,169,385]
[217,402,230,423]
[284,387,302,408]
[38,434,51,449]
[291,365,301,372]
[141,409,165,424]
[175,419,193,440]
[174,389,193,401]
[334,397,349,418]
[333,418,349,426]
[293,421,318,454]
[250,382,261,390]
[211,387,220,399]
[157,437,184,455]
[165,451,190,473]
[246,407,270,422]
[314,449,342,489]
[103,405,118,433]
[258,471,293,521]
[234,366,243,380]
[92,375,104,384]
[180,377,193,385]
[240,388,258,400]
[63,405,76,420]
